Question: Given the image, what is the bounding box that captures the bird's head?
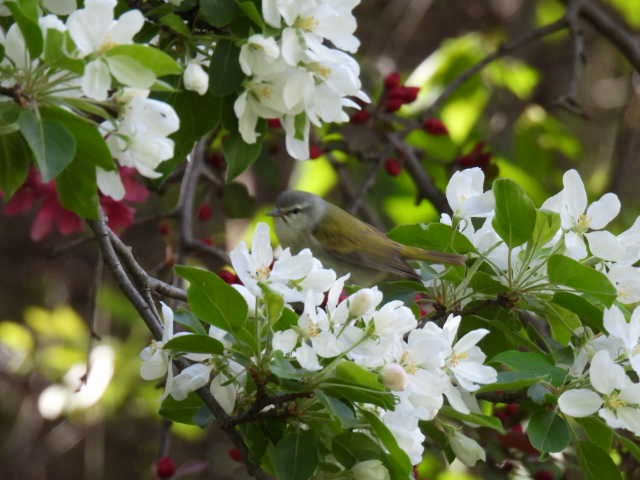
[268,190,327,234]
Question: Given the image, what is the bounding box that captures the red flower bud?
[402,86,420,103]
[384,72,402,90]
[533,470,555,480]
[200,237,213,246]
[268,118,282,129]
[309,144,324,159]
[384,98,404,113]
[156,456,176,478]
[197,203,213,221]
[218,269,240,285]
[228,448,243,462]
[350,109,371,124]
[384,158,402,176]
[423,118,449,136]
[158,223,172,236]
[208,153,226,170]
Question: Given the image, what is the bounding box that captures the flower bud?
[381,363,409,391]
[423,117,449,136]
[183,62,209,96]
[449,431,486,467]
[384,158,402,176]
[155,456,176,478]
[351,460,390,480]
[348,288,382,318]
[350,109,371,124]
[384,72,401,90]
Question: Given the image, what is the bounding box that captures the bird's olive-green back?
[312,203,419,278]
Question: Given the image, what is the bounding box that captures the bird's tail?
[401,246,466,266]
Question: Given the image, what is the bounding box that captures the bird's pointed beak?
[267,208,284,217]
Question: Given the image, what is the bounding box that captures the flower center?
[294,16,319,32]
[607,392,625,409]
[400,351,418,375]
[307,62,332,79]
[575,213,591,233]
[449,351,469,367]
[256,266,270,281]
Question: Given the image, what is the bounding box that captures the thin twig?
[348,158,383,215]
[326,153,386,229]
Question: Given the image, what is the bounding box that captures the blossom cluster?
[558,305,640,435]
[234,0,369,160]
[139,220,497,468]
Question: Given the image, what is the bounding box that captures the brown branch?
[348,158,383,215]
[387,133,451,213]
[576,0,640,73]
[177,137,229,265]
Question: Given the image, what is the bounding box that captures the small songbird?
[268,190,465,286]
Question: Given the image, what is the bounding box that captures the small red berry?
[384,158,402,176]
[423,118,449,136]
[197,203,213,221]
[309,144,324,159]
[200,237,213,246]
[218,269,240,285]
[228,448,243,462]
[268,118,282,129]
[350,109,371,124]
[384,72,402,90]
[384,98,404,113]
[156,456,176,478]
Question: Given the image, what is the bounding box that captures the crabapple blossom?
[139,303,175,380]
[183,62,209,96]
[445,167,495,218]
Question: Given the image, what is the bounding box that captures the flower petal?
[558,389,602,417]
[586,193,620,230]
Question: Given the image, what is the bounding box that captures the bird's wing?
[312,204,418,278]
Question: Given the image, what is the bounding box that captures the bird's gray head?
[268,190,327,233]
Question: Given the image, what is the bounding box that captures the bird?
[268,190,466,286]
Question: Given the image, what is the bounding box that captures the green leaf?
[272,431,319,480]
[19,111,76,182]
[222,182,256,217]
[106,44,182,76]
[552,292,603,331]
[316,391,356,429]
[527,411,571,452]
[0,131,31,198]
[270,352,312,380]
[477,371,544,393]
[174,309,208,335]
[440,406,505,434]
[43,29,84,73]
[617,434,640,462]
[548,254,617,306]
[159,14,191,35]
[159,392,204,424]
[543,302,581,345]
[490,350,567,386]
[175,265,248,334]
[576,441,622,480]
[531,209,561,248]
[360,410,413,480]
[6,2,43,58]
[200,0,239,27]
[209,40,244,96]
[223,132,262,181]
[164,334,224,354]
[56,158,100,219]
[105,55,156,88]
[158,89,221,178]
[236,1,265,29]
[388,223,475,254]
[577,417,613,451]
[260,284,285,325]
[332,431,385,468]
[318,361,395,409]
[41,106,115,170]
[491,178,537,247]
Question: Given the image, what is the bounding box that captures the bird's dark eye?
[291,207,301,214]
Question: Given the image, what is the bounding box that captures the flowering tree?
[2,1,640,479]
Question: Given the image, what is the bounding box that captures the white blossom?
[139,303,175,380]
[183,62,209,95]
[449,431,486,467]
[351,460,390,480]
[446,168,495,219]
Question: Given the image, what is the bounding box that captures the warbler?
[268,190,465,286]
